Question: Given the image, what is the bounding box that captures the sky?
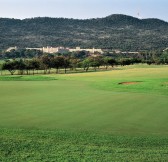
[0,0,168,21]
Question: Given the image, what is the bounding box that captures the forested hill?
[0,14,168,51]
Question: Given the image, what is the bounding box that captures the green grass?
[0,65,168,161]
[1,129,168,161]
[0,75,56,81]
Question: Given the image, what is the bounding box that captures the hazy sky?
[0,0,167,21]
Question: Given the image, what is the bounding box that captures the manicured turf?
[0,65,168,161]
[0,75,56,81]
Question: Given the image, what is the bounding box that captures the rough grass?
[0,65,168,161]
[1,129,168,162]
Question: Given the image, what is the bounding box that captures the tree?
[119,59,132,66]
[51,56,64,73]
[29,59,41,75]
[72,51,89,59]
[88,56,103,71]
[0,63,3,75]
[107,58,117,67]
[16,59,26,75]
[103,57,117,69]
[2,60,18,75]
[160,50,168,64]
[40,55,52,74]
[82,58,91,72]
[70,58,80,71]
[63,57,70,73]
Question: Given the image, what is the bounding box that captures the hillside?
[0,14,168,51]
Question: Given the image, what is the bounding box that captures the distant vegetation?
[0,14,168,51]
[0,48,168,75]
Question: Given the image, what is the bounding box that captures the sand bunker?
[118,81,142,85]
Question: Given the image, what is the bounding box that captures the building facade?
[7,46,104,54]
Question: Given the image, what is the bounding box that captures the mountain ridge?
[0,14,168,51]
[0,14,168,23]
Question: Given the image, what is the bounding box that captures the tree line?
[1,49,168,75]
[1,55,141,75]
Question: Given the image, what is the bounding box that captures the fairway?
[0,65,168,161]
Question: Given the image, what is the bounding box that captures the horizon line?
[0,14,167,22]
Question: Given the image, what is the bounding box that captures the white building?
[6,46,104,54]
[6,46,17,52]
[163,48,168,51]
[26,47,59,53]
[68,47,103,54]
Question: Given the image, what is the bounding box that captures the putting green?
[0,65,168,135]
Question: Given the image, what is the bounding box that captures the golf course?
[0,64,168,161]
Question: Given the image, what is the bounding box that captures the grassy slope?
[0,65,168,161]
